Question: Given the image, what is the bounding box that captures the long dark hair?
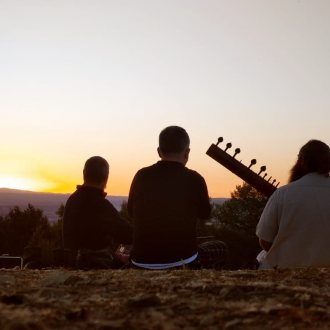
[289,140,330,182]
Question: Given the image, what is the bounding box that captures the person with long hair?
[256,139,330,269]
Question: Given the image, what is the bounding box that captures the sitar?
[206,137,279,197]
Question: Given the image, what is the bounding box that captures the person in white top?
[256,139,330,269]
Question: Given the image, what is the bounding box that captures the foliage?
[206,182,268,269]
[53,203,65,247]
[0,204,65,267]
[213,182,267,236]
[0,204,49,256]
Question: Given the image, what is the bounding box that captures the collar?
[157,160,185,167]
[76,185,107,198]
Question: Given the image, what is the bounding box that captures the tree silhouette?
[0,204,49,256]
[0,204,66,267]
[210,182,268,269]
[213,182,267,235]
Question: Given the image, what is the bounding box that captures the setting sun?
[1,1,329,198]
[0,176,53,192]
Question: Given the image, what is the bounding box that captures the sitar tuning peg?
[267,176,272,182]
[272,179,276,185]
[233,148,240,158]
[263,173,267,179]
[224,142,232,152]
[216,137,223,146]
[258,166,266,175]
[276,182,280,187]
[248,159,257,169]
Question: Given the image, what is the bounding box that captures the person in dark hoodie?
[63,156,132,269]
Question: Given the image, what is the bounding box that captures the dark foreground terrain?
[1,268,330,329]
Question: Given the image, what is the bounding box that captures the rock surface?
[1,268,330,329]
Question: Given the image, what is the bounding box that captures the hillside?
[1,267,330,329]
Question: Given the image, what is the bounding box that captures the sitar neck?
[206,138,279,197]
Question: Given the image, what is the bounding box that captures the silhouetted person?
[63,156,132,269]
[127,126,226,269]
[256,139,330,269]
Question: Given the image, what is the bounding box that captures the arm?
[256,191,279,250]
[102,201,133,244]
[197,175,211,220]
[127,172,139,218]
[259,238,272,251]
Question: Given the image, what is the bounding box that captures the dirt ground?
[1,268,330,329]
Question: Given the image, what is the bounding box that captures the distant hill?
[211,198,228,205]
[0,188,227,223]
[0,188,127,222]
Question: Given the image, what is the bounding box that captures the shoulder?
[102,195,116,208]
[185,167,205,179]
[65,192,75,203]
[64,189,81,207]
[135,164,154,174]
[132,164,159,180]
[184,167,207,186]
[276,173,330,193]
[267,182,291,204]
[101,197,120,215]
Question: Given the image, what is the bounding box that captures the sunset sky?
[1,0,329,198]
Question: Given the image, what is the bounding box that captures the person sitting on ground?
[63,156,133,269]
[256,139,330,269]
[127,125,227,269]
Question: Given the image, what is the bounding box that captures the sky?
[1,0,329,198]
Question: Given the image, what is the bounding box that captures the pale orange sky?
[1,1,329,197]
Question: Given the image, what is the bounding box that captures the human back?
[63,156,132,269]
[259,173,330,268]
[128,126,226,269]
[129,160,210,263]
[63,184,123,250]
[257,139,330,269]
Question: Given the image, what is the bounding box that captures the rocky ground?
[1,268,330,329]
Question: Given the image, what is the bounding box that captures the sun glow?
[0,176,53,192]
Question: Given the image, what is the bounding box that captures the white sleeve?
[256,191,280,243]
